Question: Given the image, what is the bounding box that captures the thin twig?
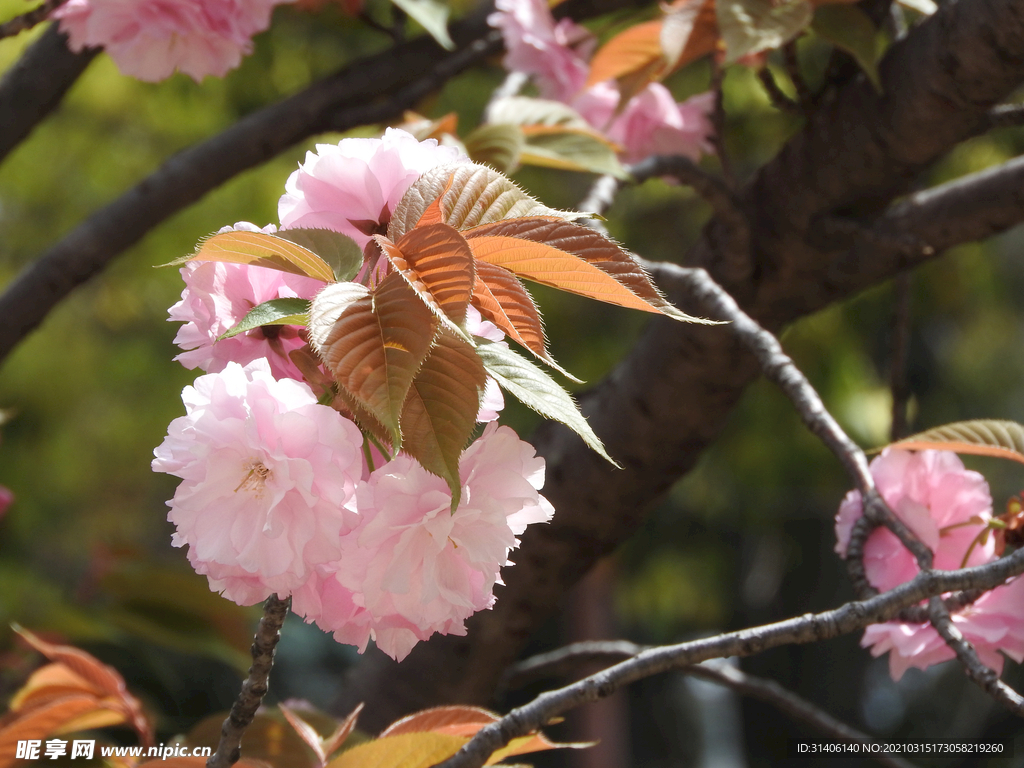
[927,597,1024,716]
[890,273,913,441]
[207,595,291,768]
[687,661,917,768]
[783,42,811,109]
[709,62,734,186]
[435,550,1024,768]
[0,0,69,39]
[502,643,915,768]
[645,262,932,566]
[757,67,800,113]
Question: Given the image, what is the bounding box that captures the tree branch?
[503,643,916,768]
[438,549,1024,768]
[0,23,97,164]
[207,595,290,768]
[0,0,69,40]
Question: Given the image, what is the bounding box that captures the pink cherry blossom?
[861,575,1024,681]
[168,236,326,381]
[278,128,467,249]
[0,485,12,519]
[833,448,1019,680]
[53,0,291,83]
[574,83,713,163]
[835,449,994,591]
[152,360,364,605]
[488,0,591,102]
[302,424,553,660]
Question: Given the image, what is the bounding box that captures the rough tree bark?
[331,0,1024,729]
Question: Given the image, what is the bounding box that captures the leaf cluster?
[183,163,704,503]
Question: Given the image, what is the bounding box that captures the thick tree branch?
[0,24,97,164]
[438,549,1024,768]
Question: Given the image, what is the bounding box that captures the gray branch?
[437,549,1024,768]
[503,642,916,768]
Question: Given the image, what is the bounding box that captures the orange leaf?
[14,629,152,746]
[586,20,667,89]
[465,220,696,319]
[485,732,594,764]
[322,703,363,758]
[472,262,552,366]
[0,696,118,768]
[327,732,466,768]
[9,664,103,711]
[279,703,327,765]
[308,278,438,448]
[379,706,497,738]
[400,329,487,503]
[377,223,476,326]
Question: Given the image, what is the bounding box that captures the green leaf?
[811,6,881,92]
[390,0,454,50]
[716,0,814,64]
[519,127,628,178]
[276,228,365,282]
[388,163,584,241]
[475,341,618,467]
[174,231,336,283]
[486,97,592,129]
[463,123,525,174]
[400,329,487,507]
[217,298,310,341]
[308,277,438,450]
[890,419,1024,466]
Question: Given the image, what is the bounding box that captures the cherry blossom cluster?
[53,0,294,82]
[153,129,552,660]
[835,449,1024,680]
[488,0,714,163]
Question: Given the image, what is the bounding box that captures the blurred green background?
[2,1,1024,764]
